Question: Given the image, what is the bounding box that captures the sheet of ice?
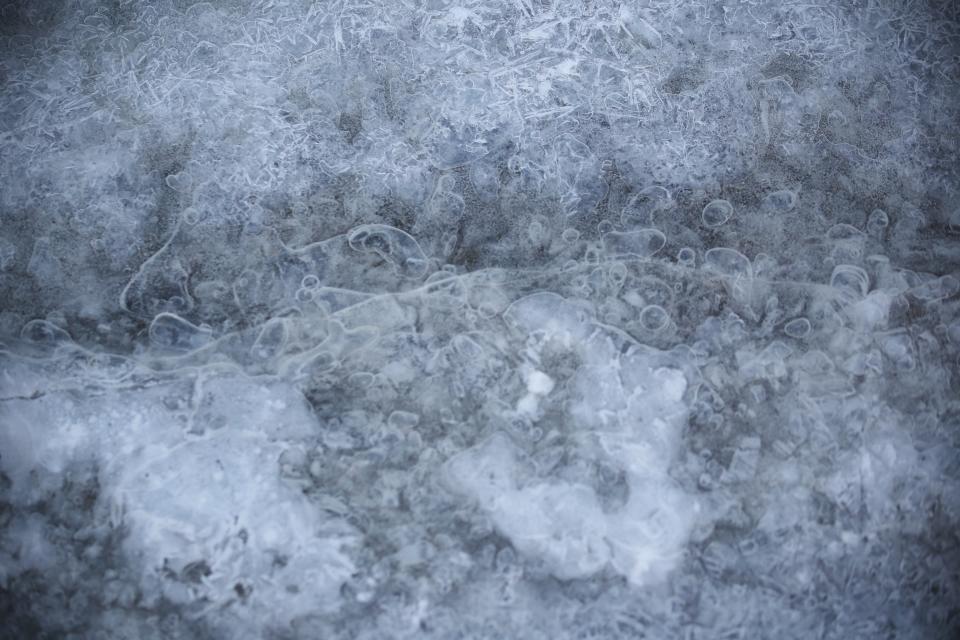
[1,0,959,637]
[448,293,697,586]
[0,367,356,638]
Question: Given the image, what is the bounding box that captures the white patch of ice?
[0,369,356,638]
[526,369,555,396]
[447,294,697,585]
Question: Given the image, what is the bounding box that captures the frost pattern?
[1,0,959,639]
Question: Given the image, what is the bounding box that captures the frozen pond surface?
[1,1,959,638]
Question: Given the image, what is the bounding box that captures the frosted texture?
[1,1,959,639]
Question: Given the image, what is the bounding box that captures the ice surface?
[705,247,753,282]
[2,0,960,638]
[0,369,354,638]
[347,224,429,279]
[701,199,734,229]
[602,228,667,260]
[448,291,698,585]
